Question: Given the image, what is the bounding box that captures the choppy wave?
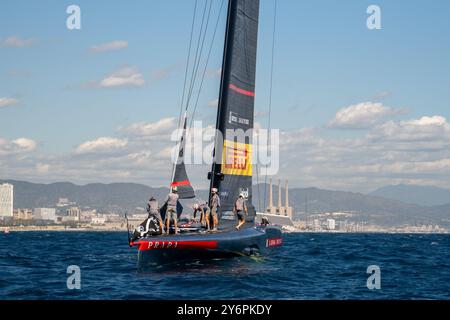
[0,232,449,300]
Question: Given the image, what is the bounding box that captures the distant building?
[56,198,75,207]
[13,209,33,220]
[91,215,107,225]
[313,219,321,231]
[326,218,336,230]
[0,183,13,218]
[60,216,79,223]
[67,207,81,221]
[80,209,97,222]
[34,208,57,223]
[104,213,122,223]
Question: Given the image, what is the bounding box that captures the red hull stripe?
[132,240,218,251]
[171,180,190,187]
[229,84,255,97]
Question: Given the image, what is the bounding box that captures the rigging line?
[185,0,213,113]
[256,162,261,213]
[185,0,210,112]
[178,0,199,128]
[172,0,198,185]
[189,0,225,129]
[263,0,277,211]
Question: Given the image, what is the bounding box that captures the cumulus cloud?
[3,112,450,192]
[87,67,145,88]
[75,137,128,154]
[2,36,37,47]
[0,137,37,155]
[329,102,406,129]
[36,163,50,174]
[368,116,450,142]
[123,117,177,137]
[90,40,128,53]
[276,114,450,191]
[0,97,18,108]
[13,138,37,151]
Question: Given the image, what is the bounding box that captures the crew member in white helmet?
[209,188,220,231]
[164,186,179,235]
[233,193,248,230]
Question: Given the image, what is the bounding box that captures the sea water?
[0,232,449,300]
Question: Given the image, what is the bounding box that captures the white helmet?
[239,193,245,198]
[172,186,178,192]
[211,188,218,194]
[193,203,199,210]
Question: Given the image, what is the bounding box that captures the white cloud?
[3,113,450,193]
[329,102,405,129]
[90,40,128,53]
[95,67,145,88]
[36,163,50,174]
[0,137,37,155]
[207,98,218,108]
[123,117,176,137]
[372,91,391,100]
[276,114,450,191]
[155,146,174,160]
[151,64,179,81]
[368,116,450,142]
[0,97,18,108]
[2,36,37,47]
[255,110,269,118]
[206,68,222,78]
[75,137,128,154]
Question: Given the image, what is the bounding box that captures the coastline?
[2,226,448,234]
[2,226,126,232]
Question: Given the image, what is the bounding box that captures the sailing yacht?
[130,0,283,267]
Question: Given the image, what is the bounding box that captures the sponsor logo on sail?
[229,111,250,126]
[221,140,252,176]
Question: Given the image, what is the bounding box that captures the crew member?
[209,188,220,231]
[234,193,248,230]
[193,200,210,228]
[147,196,164,234]
[164,187,179,235]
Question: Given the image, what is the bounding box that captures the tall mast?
[208,0,260,213]
[208,0,234,204]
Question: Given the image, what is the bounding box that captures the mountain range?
[369,184,450,207]
[1,179,449,227]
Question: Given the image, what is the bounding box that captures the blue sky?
[1,0,450,192]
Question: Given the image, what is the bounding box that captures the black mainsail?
[171,113,195,199]
[209,0,259,216]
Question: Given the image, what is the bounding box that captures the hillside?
[1,180,448,227]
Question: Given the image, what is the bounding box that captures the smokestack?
[285,179,289,209]
[269,178,273,208]
[278,179,282,208]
